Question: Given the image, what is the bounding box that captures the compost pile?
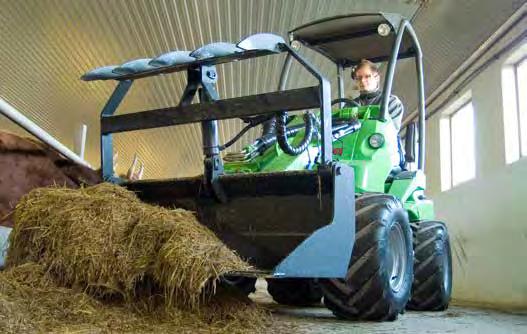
[0,131,101,228]
[0,183,275,333]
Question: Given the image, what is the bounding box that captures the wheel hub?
[387,221,407,293]
[442,240,451,292]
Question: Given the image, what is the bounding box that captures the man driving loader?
[351,59,406,168]
[351,59,404,131]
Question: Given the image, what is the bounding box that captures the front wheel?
[320,194,414,321]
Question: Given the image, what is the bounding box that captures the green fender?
[387,170,434,221]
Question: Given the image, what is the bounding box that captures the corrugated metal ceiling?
[393,0,526,117]
[0,0,523,178]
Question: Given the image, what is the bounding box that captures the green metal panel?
[387,171,426,203]
[389,171,435,221]
[342,107,398,193]
[404,200,435,222]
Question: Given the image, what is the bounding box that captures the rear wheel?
[407,220,452,311]
[320,194,413,321]
[266,278,323,306]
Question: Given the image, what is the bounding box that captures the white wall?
[424,39,527,310]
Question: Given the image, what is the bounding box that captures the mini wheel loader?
[83,12,452,321]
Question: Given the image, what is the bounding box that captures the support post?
[179,65,225,200]
[100,80,133,181]
[337,63,345,108]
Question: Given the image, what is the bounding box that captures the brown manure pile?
[0,183,281,333]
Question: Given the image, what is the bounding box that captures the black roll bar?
[381,19,426,170]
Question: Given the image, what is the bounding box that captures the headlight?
[368,133,385,149]
[291,40,301,50]
[377,23,391,36]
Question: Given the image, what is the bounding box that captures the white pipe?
[74,123,88,160]
[0,97,92,168]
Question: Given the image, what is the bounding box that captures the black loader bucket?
[125,163,355,278]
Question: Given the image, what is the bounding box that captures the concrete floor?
[250,280,527,334]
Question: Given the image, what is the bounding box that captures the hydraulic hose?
[262,116,276,136]
[253,123,304,154]
[276,111,314,155]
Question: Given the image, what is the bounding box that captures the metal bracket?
[272,163,355,278]
[179,65,226,202]
[100,80,133,182]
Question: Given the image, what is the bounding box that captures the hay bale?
[0,183,281,332]
[6,183,251,308]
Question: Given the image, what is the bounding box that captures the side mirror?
[405,122,416,163]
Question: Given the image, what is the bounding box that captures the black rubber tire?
[221,275,257,296]
[266,278,323,306]
[407,220,452,311]
[320,194,414,321]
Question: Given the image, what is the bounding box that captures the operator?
[351,59,404,131]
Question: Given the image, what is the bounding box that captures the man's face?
[354,65,380,93]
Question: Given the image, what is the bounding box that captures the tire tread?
[407,220,452,311]
[321,194,413,321]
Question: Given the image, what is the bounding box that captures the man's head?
[351,59,380,94]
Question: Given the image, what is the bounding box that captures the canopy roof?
[289,13,415,67]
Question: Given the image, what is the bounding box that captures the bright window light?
[440,118,451,191]
[451,103,476,186]
[502,54,527,164]
[440,98,476,191]
[517,58,527,157]
[502,66,520,163]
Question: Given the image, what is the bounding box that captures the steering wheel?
[331,98,360,108]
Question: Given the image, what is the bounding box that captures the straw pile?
[0,263,270,333]
[0,183,278,333]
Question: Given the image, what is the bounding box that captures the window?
[502,55,527,163]
[440,96,476,191]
